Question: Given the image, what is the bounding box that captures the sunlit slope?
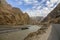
[0,0,30,25]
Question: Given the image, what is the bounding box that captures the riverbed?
[0,25,41,40]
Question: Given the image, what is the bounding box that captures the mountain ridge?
[0,0,30,25]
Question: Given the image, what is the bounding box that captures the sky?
[6,0,60,17]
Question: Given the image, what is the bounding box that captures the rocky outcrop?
[0,0,30,25]
[41,3,60,24]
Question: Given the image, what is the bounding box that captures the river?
[0,25,41,40]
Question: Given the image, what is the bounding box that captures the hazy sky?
[6,0,60,17]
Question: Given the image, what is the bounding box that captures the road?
[0,28,21,34]
[0,25,30,34]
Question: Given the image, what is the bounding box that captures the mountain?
[0,0,30,25]
[31,16,43,21]
[30,16,43,25]
[41,3,60,24]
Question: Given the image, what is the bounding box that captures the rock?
[21,27,29,30]
[0,0,30,26]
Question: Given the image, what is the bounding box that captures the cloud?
[25,9,42,17]
[25,7,51,17]
[23,0,38,5]
[14,0,39,5]
[15,0,17,1]
[50,0,58,3]
[17,1,23,5]
[25,0,59,17]
[18,0,59,17]
[7,0,59,17]
[23,0,32,4]
[14,0,23,5]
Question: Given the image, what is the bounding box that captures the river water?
[0,25,41,40]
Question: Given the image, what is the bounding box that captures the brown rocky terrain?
[0,0,30,25]
[41,3,60,24]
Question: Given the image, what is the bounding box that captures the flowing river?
[0,25,41,40]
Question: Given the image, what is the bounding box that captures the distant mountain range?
[30,16,43,25]
[30,16,43,21]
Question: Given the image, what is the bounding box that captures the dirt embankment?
[24,25,50,40]
[24,24,60,40]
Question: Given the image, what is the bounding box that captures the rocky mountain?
[41,3,60,24]
[30,16,43,25]
[31,16,43,21]
[0,0,30,25]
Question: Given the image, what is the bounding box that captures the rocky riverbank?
[24,25,50,40]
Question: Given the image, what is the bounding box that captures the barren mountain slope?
[0,0,30,25]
